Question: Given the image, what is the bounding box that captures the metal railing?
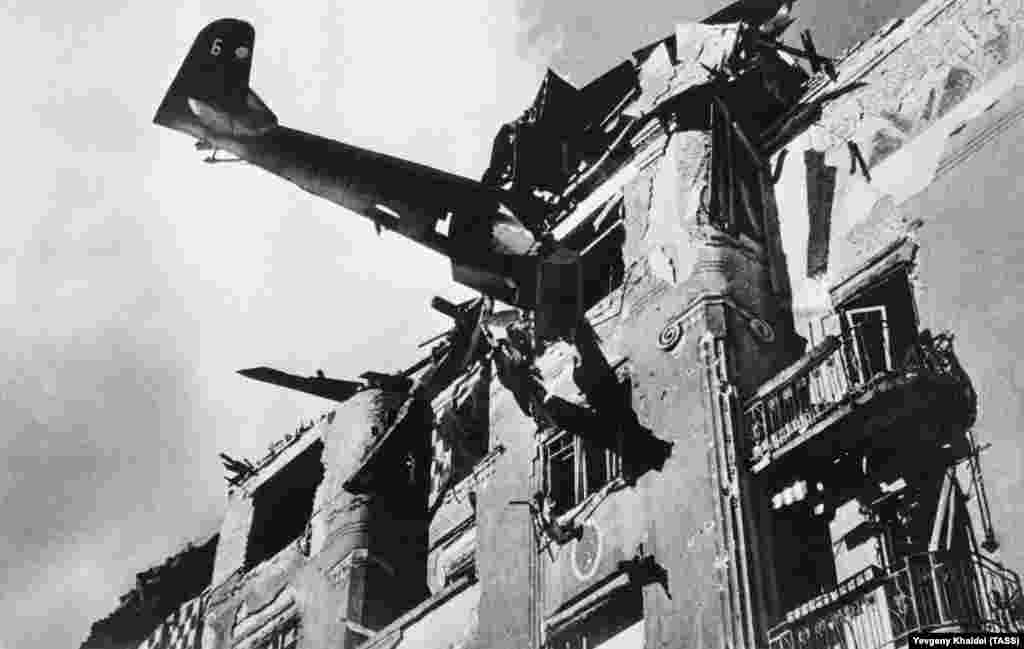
[745,329,970,465]
[769,552,1024,649]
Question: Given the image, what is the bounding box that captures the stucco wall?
[898,95,1024,575]
[773,0,1024,579]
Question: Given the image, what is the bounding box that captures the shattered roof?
[221,4,826,491]
[789,0,959,106]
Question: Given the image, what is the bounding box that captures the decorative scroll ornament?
[658,308,705,352]
[657,320,684,350]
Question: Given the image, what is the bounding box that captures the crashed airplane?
[90,2,1024,649]
[154,18,555,311]
[153,0,845,342]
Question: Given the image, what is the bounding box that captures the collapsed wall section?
[79,534,218,649]
[198,387,434,649]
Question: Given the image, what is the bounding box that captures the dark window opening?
[430,369,491,499]
[706,98,768,240]
[771,504,838,615]
[544,429,622,517]
[547,586,643,649]
[579,217,626,311]
[547,431,577,516]
[435,407,490,489]
[837,269,917,378]
[245,440,324,570]
[873,471,974,564]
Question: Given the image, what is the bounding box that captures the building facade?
[89,1,1024,648]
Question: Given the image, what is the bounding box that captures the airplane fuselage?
[155,18,577,310]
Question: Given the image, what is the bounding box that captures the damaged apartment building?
[85,0,1024,647]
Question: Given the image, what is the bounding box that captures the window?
[770,504,838,614]
[430,367,490,501]
[579,210,626,310]
[255,619,299,649]
[832,240,919,371]
[558,198,626,312]
[245,440,324,570]
[845,305,892,379]
[836,267,919,379]
[544,429,622,516]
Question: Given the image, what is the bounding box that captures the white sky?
[0,1,921,646]
[1,1,545,646]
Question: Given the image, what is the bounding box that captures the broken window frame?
[834,263,920,378]
[830,239,920,371]
[844,305,893,380]
[543,428,623,517]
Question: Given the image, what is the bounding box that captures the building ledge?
[829,237,917,308]
[546,570,634,637]
[358,575,478,649]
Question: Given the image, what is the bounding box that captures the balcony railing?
[769,552,1024,649]
[744,329,974,467]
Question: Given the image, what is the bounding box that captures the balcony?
[768,552,1024,649]
[744,329,976,471]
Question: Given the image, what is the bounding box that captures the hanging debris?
[804,149,837,278]
[219,452,257,486]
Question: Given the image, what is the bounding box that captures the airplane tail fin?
[154,18,277,138]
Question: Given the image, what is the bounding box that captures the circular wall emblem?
[572,521,602,581]
[657,321,684,351]
[749,318,776,343]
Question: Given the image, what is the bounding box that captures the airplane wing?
[238,367,364,402]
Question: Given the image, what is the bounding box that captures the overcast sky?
[1,1,923,647]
